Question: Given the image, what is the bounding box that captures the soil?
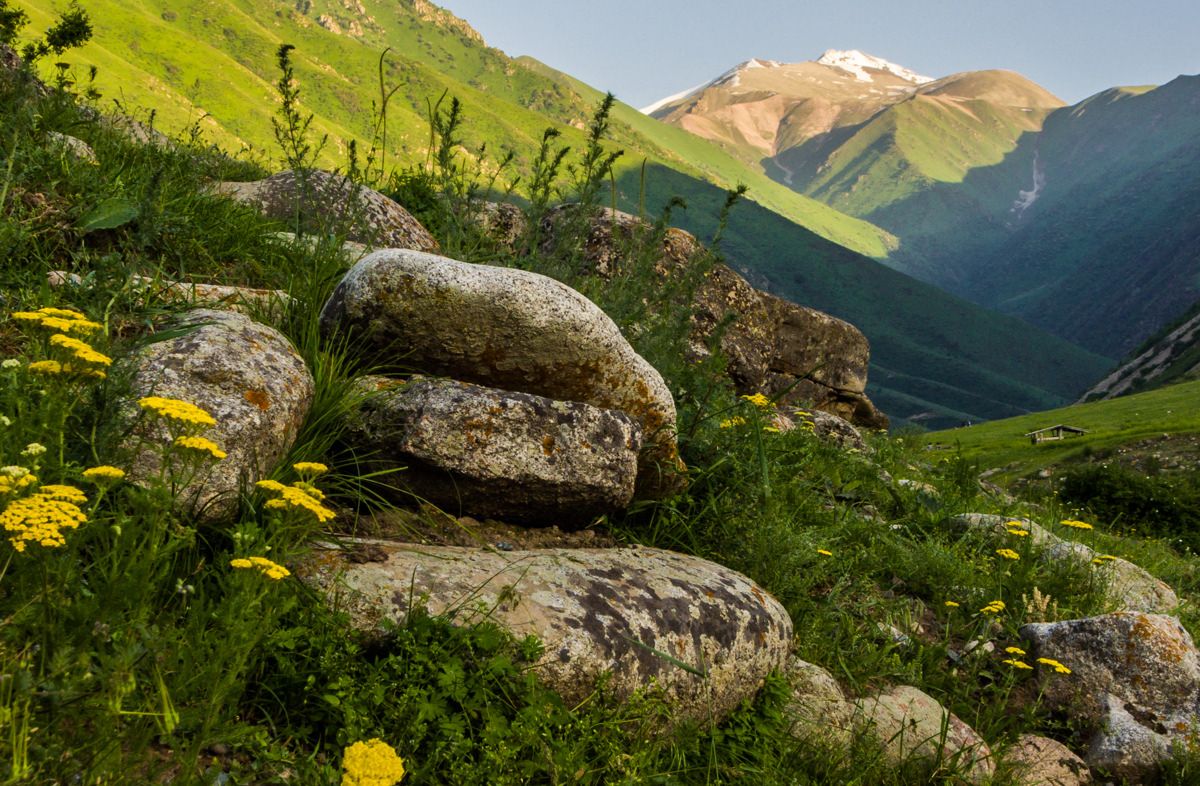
[338,504,620,551]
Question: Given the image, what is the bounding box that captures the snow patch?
[639,59,781,115]
[1011,153,1045,215]
[816,49,933,84]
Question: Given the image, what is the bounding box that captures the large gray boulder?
[214,169,439,253]
[1020,612,1200,781]
[115,309,314,521]
[784,658,856,747]
[320,249,683,497]
[344,376,642,525]
[855,685,994,784]
[299,540,792,724]
[1040,541,1178,614]
[1000,734,1092,786]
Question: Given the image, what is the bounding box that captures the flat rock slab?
[214,169,439,253]
[1021,612,1200,782]
[344,376,642,525]
[115,309,313,522]
[300,540,792,724]
[856,685,994,784]
[320,249,683,497]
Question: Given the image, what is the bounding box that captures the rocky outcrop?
[48,132,97,164]
[299,540,793,725]
[1020,612,1200,782]
[1081,309,1200,402]
[214,169,439,253]
[114,309,314,521]
[343,376,642,525]
[794,408,868,451]
[534,205,887,429]
[855,685,994,784]
[320,249,683,497]
[784,658,855,747]
[1000,734,1092,786]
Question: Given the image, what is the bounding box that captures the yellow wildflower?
[36,307,87,319]
[1006,527,1030,537]
[980,600,1006,615]
[1037,657,1072,675]
[230,556,290,581]
[138,397,217,428]
[944,601,960,608]
[341,738,406,786]
[1060,519,1094,530]
[740,392,771,408]
[1005,646,1026,656]
[1095,554,1117,562]
[719,416,746,429]
[255,479,289,494]
[1003,659,1033,670]
[0,470,38,495]
[1,494,87,552]
[35,484,88,504]
[292,462,329,475]
[816,548,833,557]
[292,481,325,501]
[28,360,63,375]
[996,548,1020,561]
[82,465,125,483]
[264,486,335,523]
[174,436,227,460]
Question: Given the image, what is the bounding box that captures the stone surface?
[473,201,528,252]
[49,270,292,318]
[299,540,793,724]
[48,132,97,164]
[793,407,868,451]
[1041,541,1179,614]
[856,685,994,784]
[115,309,314,521]
[952,513,1058,548]
[214,169,439,253]
[343,375,642,525]
[1020,612,1200,782]
[1000,734,1092,786]
[784,658,855,746]
[320,249,683,497]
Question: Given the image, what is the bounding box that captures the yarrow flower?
[49,333,112,368]
[980,600,1006,615]
[82,465,125,483]
[944,601,960,608]
[1037,657,1072,675]
[12,307,102,335]
[341,738,406,786]
[174,436,227,460]
[230,556,291,581]
[292,462,329,475]
[1005,646,1026,656]
[21,443,47,458]
[816,548,833,557]
[1091,554,1118,566]
[1,492,87,552]
[35,484,88,504]
[719,416,746,429]
[740,392,772,408]
[1060,519,1094,530]
[256,479,335,523]
[1,359,20,369]
[0,468,38,495]
[137,397,217,429]
[1006,527,1030,537]
[1003,659,1033,670]
[996,548,1020,561]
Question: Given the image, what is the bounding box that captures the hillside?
[1082,300,1200,401]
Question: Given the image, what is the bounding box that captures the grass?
[926,378,1200,477]
[2,22,1200,785]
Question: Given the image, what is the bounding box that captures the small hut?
[1025,424,1088,445]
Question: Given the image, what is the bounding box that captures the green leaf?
[77,197,138,232]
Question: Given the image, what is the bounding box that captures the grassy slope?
[927,379,1200,474]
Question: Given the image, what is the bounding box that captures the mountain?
[649,55,1200,360]
[20,3,1115,425]
[1082,300,1200,402]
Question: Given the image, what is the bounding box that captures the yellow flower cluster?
[1003,658,1033,670]
[82,465,125,483]
[719,416,746,429]
[36,484,88,504]
[137,397,218,429]
[944,601,960,608]
[12,307,103,335]
[816,548,833,557]
[995,548,1020,561]
[230,556,291,580]
[0,467,38,495]
[1005,646,1026,656]
[49,333,112,370]
[1037,657,1072,675]
[980,599,1006,615]
[341,738,406,786]
[174,436,227,461]
[740,392,772,408]
[256,479,335,523]
[1060,519,1094,530]
[1091,554,1118,566]
[292,462,329,475]
[1005,521,1030,537]
[1,490,88,552]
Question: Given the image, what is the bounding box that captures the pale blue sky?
[440,0,1200,108]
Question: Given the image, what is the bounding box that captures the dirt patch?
[340,504,619,550]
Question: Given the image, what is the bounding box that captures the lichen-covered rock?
[1000,734,1092,786]
[473,201,528,252]
[214,169,439,253]
[793,407,868,451]
[1040,541,1178,613]
[299,540,793,724]
[856,686,994,784]
[784,658,855,747]
[114,309,314,521]
[48,132,97,164]
[49,270,292,318]
[1020,613,1200,781]
[320,249,683,497]
[952,513,1058,548]
[343,376,642,525]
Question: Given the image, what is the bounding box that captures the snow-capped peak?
[639,59,781,114]
[816,49,932,84]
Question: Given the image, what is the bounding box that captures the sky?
[438,0,1200,109]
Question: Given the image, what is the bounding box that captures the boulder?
[214,169,439,253]
[1000,734,1092,786]
[49,270,292,318]
[299,540,793,724]
[473,201,528,252]
[114,309,314,521]
[1040,541,1178,613]
[1020,612,1200,781]
[952,513,1058,548]
[784,658,855,747]
[343,376,642,525]
[320,249,683,497]
[856,685,994,784]
[793,408,868,451]
[48,132,97,164]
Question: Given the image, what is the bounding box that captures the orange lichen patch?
[1131,613,1189,665]
[244,389,271,411]
[541,435,556,456]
